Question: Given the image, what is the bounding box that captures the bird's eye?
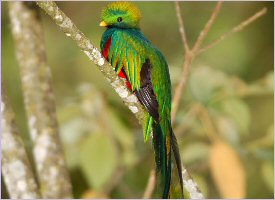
[117,17,123,22]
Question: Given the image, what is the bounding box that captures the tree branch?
[172,2,266,123]
[8,2,72,198]
[1,82,41,199]
[197,7,267,54]
[182,168,204,199]
[172,2,223,124]
[171,54,193,124]
[36,1,202,198]
[192,1,223,52]
[197,104,220,142]
[175,1,190,52]
[143,169,156,198]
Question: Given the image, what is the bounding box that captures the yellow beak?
[99,21,108,27]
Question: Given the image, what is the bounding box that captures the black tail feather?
[170,127,184,198]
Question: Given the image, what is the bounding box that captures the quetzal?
[99,2,184,198]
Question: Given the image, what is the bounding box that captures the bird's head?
[100,2,141,29]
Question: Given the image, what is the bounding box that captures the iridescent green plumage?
[100,2,183,198]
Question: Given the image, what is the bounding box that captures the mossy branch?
[1,82,41,199]
[8,2,72,198]
[36,1,202,198]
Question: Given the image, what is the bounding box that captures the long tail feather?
[170,126,184,198]
[152,122,170,198]
[152,121,184,199]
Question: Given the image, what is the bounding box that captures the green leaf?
[181,142,209,164]
[79,133,118,190]
[189,66,229,103]
[57,104,82,124]
[60,118,87,145]
[221,98,250,135]
[64,143,82,168]
[107,108,139,167]
[253,148,274,161]
[215,116,240,144]
[246,71,274,96]
[261,161,274,192]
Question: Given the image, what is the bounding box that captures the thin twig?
[197,104,220,142]
[143,169,156,198]
[171,2,223,124]
[174,1,190,52]
[192,1,223,52]
[174,103,201,136]
[1,81,41,199]
[171,55,193,124]
[198,7,267,54]
[8,2,72,198]
[104,165,125,194]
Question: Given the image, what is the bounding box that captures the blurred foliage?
[1,1,274,199]
[209,141,246,198]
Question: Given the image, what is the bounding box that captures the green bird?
[100,2,183,198]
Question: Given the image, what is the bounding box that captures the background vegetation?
[2,1,274,198]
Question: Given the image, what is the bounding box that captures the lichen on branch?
[1,82,41,199]
[8,2,72,198]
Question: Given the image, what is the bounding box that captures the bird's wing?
[135,59,159,121]
[108,31,143,91]
[110,31,160,119]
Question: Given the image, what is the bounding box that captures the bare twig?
[197,104,220,142]
[1,82,41,199]
[192,1,223,52]
[174,1,190,52]
[172,2,266,124]
[104,165,125,194]
[174,103,201,136]
[171,54,193,124]
[172,2,223,124]
[143,169,156,198]
[8,2,72,198]
[198,7,267,54]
